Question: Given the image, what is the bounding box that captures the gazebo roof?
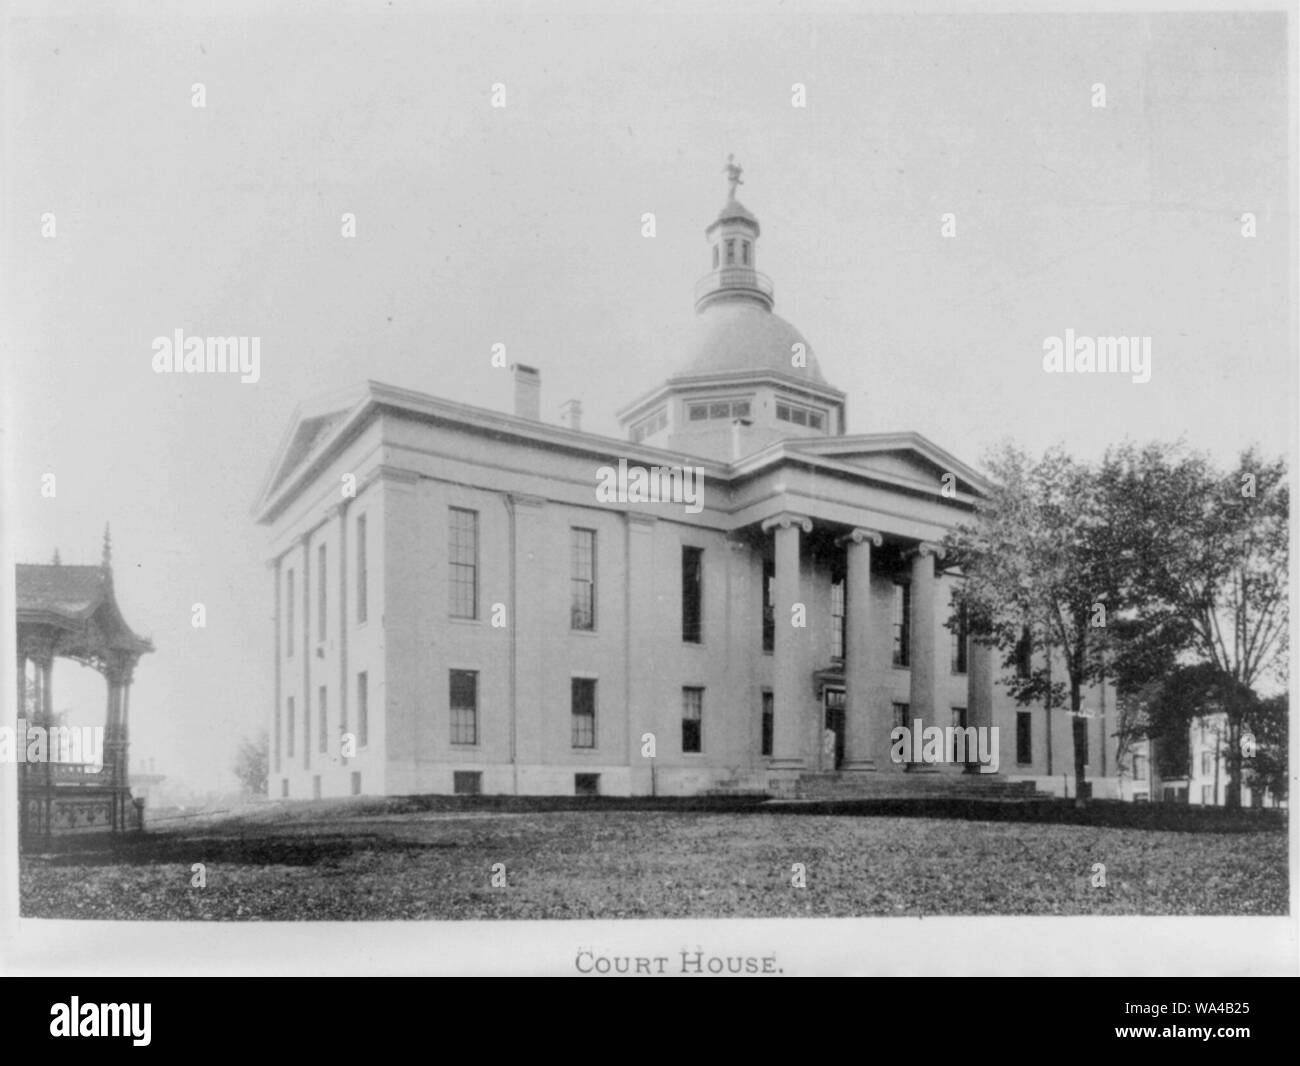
[16,563,153,657]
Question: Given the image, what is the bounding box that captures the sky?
[2,1,1293,792]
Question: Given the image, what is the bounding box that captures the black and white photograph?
[1,0,1296,983]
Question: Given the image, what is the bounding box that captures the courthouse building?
[254,169,1119,799]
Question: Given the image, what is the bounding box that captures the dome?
[673,301,828,385]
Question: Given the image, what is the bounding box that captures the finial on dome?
[724,154,743,200]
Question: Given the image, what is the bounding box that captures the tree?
[947,443,1114,804]
[233,730,268,797]
[1244,692,1287,805]
[1103,444,1288,807]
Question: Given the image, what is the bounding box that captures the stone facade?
[256,176,1120,800]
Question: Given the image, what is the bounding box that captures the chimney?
[731,417,753,460]
[559,399,583,432]
[512,364,540,420]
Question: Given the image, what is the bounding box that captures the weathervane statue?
[723,154,743,199]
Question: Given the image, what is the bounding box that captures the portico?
[749,506,993,784]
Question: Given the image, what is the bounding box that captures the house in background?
[1140,714,1286,808]
[253,168,1121,800]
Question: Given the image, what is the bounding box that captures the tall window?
[831,579,846,661]
[357,672,369,749]
[682,546,703,643]
[761,691,773,756]
[356,514,368,624]
[762,558,775,651]
[286,569,295,657]
[318,686,328,754]
[317,544,327,641]
[741,240,750,265]
[303,699,310,769]
[950,595,968,674]
[725,238,735,264]
[449,508,479,619]
[1132,753,1146,781]
[1016,711,1032,764]
[571,528,596,630]
[682,687,703,753]
[892,582,910,667]
[450,669,478,745]
[287,696,295,758]
[274,700,281,773]
[1014,626,1033,678]
[571,678,596,748]
[892,702,910,732]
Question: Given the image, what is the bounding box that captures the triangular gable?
[253,384,372,514]
[784,433,989,497]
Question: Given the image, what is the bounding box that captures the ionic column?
[762,513,812,771]
[965,637,995,772]
[839,528,882,771]
[907,542,944,769]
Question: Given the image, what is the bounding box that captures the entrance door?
[823,688,846,770]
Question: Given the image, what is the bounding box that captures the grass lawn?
[19,797,1288,920]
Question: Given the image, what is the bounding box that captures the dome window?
[687,398,752,422]
[742,241,750,265]
[775,400,826,431]
[725,238,735,265]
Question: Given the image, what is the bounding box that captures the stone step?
[795,772,1042,801]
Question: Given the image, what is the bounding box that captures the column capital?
[761,512,812,535]
[837,527,883,548]
[907,540,946,562]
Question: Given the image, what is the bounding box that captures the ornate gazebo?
[15,528,153,840]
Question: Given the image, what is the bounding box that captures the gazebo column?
[906,542,944,770]
[37,652,54,830]
[104,667,122,826]
[120,665,135,826]
[840,528,882,771]
[16,651,27,719]
[762,513,812,774]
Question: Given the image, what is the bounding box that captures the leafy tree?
[233,730,268,797]
[1104,444,1288,807]
[947,443,1114,804]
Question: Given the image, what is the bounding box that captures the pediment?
[253,384,372,516]
[784,433,988,497]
